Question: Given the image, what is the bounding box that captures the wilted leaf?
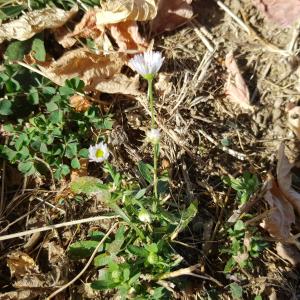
[0,290,41,300]
[69,95,91,112]
[287,106,300,139]
[277,143,300,215]
[96,0,157,25]
[7,251,39,279]
[260,178,295,240]
[91,73,141,95]
[54,9,103,48]
[107,20,147,51]
[70,176,104,194]
[0,6,78,43]
[224,51,253,111]
[151,0,193,34]
[276,242,300,266]
[252,0,300,27]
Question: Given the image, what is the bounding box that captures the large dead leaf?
[0,6,78,43]
[260,178,295,240]
[276,242,300,266]
[7,251,39,279]
[0,290,41,300]
[54,9,103,49]
[224,51,253,111]
[91,73,141,95]
[277,143,300,215]
[150,0,193,33]
[252,0,300,27]
[96,0,157,25]
[108,20,147,51]
[287,106,300,139]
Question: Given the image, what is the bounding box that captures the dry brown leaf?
[252,0,300,27]
[90,73,141,95]
[154,73,173,97]
[287,106,300,139]
[108,20,147,51]
[32,48,140,94]
[54,9,103,48]
[224,51,253,111]
[260,178,295,240]
[0,6,78,43]
[0,290,41,300]
[13,274,46,289]
[7,251,39,279]
[96,0,157,25]
[69,95,91,112]
[151,0,193,33]
[276,242,300,266]
[277,143,300,215]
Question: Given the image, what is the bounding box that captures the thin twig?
[46,222,119,299]
[0,215,118,241]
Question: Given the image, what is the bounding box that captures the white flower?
[129,51,164,78]
[138,209,152,223]
[146,128,160,144]
[88,142,109,163]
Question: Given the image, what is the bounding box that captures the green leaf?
[46,101,59,112]
[234,220,245,232]
[0,146,17,160]
[0,5,24,20]
[49,110,63,124]
[31,38,46,62]
[28,87,39,105]
[18,161,35,175]
[79,148,89,158]
[59,85,74,96]
[127,245,148,257]
[171,201,198,240]
[40,143,48,154]
[229,283,243,300]
[69,240,102,259]
[138,161,153,184]
[0,99,12,115]
[65,143,78,158]
[42,86,56,95]
[71,157,80,169]
[5,78,20,93]
[5,40,30,61]
[65,77,85,92]
[94,253,114,267]
[254,296,262,300]
[70,176,104,194]
[91,279,118,290]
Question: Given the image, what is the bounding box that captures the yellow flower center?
[96,149,104,158]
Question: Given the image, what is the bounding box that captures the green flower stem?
[147,77,159,207]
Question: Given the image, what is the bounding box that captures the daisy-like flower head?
[129,51,164,79]
[88,142,109,163]
[146,128,160,144]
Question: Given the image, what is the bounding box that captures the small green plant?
[0,76,113,179]
[223,172,260,205]
[69,166,197,299]
[222,220,268,273]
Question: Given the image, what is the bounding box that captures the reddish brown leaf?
[151,0,193,33]
[224,51,253,111]
[252,0,300,27]
[277,143,300,215]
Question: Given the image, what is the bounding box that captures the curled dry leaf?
[224,51,253,111]
[277,143,300,215]
[7,251,39,279]
[0,290,41,300]
[30,48,140,95]
[69,95,91,112]
[260,178,295,240]
[0,6,78,43]
[287,106,300,139]
[154,73,173,97]
[276,242,300,266]
[107,20,147,51]
[54,9,103,49]
[252,0,300,27]
[96,0,157,25]
[151,0,193,34]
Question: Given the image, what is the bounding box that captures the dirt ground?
[1,0,300,299]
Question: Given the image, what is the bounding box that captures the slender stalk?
[147,78,159,207]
